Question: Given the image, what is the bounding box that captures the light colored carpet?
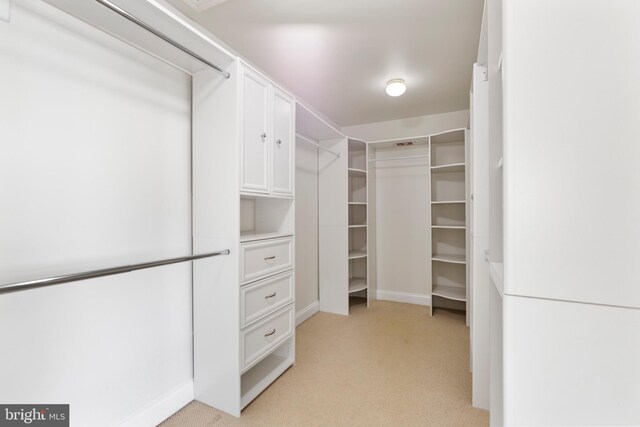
[161,300,489,426]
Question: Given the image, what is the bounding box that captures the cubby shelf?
[348,278,368,293]
[348,250,367,259]
[431,162,465,172]
[432,253,466,264]
[348,168,367,176]
[431,225,465,230]
[432,285,466,302]
[348,224,367,228]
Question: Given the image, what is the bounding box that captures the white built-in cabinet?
[193,60,296,417]
[240,65,294,197]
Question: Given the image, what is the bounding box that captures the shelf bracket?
[0,0,11,23]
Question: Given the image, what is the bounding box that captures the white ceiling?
[165,0,484,127]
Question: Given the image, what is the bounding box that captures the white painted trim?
[295,300,320,326]
[118,381,194,427]
[376,290,431,307]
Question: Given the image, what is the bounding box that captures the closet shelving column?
[347,138,369,306]
[429,129,469,317]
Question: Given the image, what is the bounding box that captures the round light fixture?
[386,79,406,97]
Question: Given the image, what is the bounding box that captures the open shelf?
[349,278,368,293]
[432,203,466,227]
[240,196,294,240]
[348,224,367,228]
[432,285,466,302]
[431,163,465,173]
[240,338,294,409]
[431,225,465,230]
[432,254,466,264]
[348,250,367,259]
[348,168,367,176]
[348,202,367,205]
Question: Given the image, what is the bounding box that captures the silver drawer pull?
[264,329,276,337]
[265,292,276,299]
[261,132,267,142]
[264,255,276,261]
[276,139,282,146]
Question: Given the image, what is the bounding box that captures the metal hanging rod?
[369,154,429,162]
[0,249,230,295]
[94,0,230,79]
[296,133,341,158]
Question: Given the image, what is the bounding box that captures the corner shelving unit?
[429,129,469,318]
[348,139,369,306]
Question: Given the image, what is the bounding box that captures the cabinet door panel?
[271,87,294,195]
[241,67,270,193]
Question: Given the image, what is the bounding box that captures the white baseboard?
[296,300,320,326]
[118,380,194,427]
[376,290,431,306]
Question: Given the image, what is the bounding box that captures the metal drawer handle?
[261,132,267,142]
[264,256,276,261]
[264,329,276,337]
[276,139,282,147]
[265,292,276,299]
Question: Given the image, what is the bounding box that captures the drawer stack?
[239,236,295,380]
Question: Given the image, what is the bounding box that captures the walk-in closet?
[2,0,640,426]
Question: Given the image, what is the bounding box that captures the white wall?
[373,146,430,305]
[295,139,319,320]
[0,1,193,426]
[342,110,469,142]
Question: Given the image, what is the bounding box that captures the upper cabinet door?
[271,86,294,196]
[240,67,270,193]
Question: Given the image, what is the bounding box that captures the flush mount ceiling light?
[386,79,406,97]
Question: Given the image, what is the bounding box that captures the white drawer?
[241,237,293,283]
[241,271,294,328]
[241,304,294,371]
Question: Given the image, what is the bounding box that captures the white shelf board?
[348,224,367,228]
[431,225,466,230]
[240,231,294,243]
[349,278,368,293]
[431,200,466,205]
[348,202,367,205]
[240,191,294,200]
[431,163,465,172]
[348,250,367,259]
[432,254,466,264]
[348,168,367,176]
[489,262,504,297]
[432,285,466,302]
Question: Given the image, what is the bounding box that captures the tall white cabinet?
[192,59,296,417]
[240,66,294,197]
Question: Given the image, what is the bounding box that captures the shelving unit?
[429,129,469,318]
[347,139,369,307]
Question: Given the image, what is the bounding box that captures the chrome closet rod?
[94,0,231,79]
[0,250,230,295]
[296,133,341,158]
[369,154,429,162]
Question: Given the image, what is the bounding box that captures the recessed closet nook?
[3,0,640,426]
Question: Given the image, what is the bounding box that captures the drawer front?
[241,304,294,371]
[241,237,293,283]
[241,271,294,328]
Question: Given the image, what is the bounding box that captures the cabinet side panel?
[192,66,241,416]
